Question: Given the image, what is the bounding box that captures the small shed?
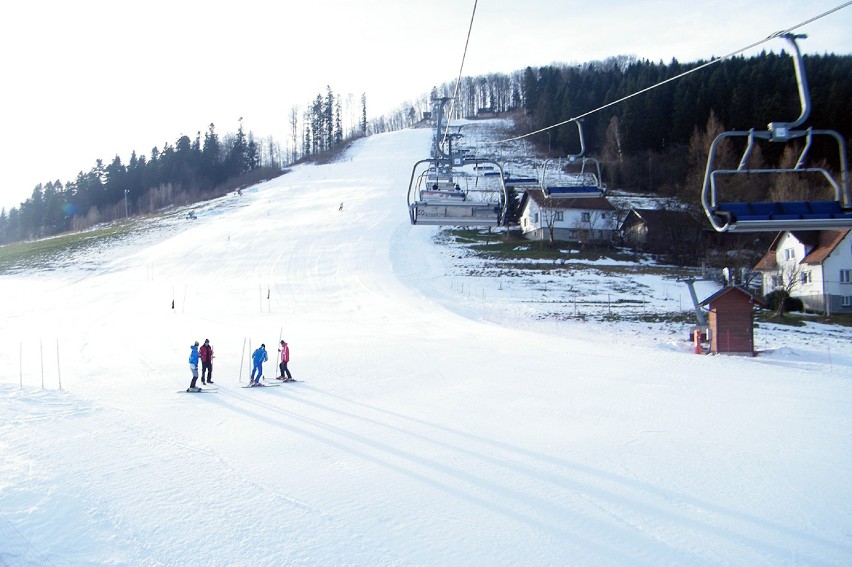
[699,286,766,356]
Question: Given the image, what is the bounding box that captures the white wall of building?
[519,200,618,242]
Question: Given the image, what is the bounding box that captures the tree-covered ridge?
[394,51,847,201]
[446,52,852,201]
[0,122,263,244]
[518,52,852,197]
[1,87,363,245]
[3,52,850,246]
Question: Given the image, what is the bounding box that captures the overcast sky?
[1,0,850,211]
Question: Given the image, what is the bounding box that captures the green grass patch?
[0,219,145,273]
[442,229,633,262]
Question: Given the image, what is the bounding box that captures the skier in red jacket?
[199,339,214,384]
[278,340,294,381]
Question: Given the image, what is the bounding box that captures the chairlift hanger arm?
[768,33,810,138]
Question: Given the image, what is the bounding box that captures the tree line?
[0,121,268,243]
[517,51,852,203]
[286,88,368,164]
[375,50,850,206]
[0,86,368,245]
[3,51,849,246]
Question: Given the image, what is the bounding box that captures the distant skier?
[339,202,343,211]
[250,344,268,386]
[277,340,294,381]
[200,339,214,384]
[187,341,201,392]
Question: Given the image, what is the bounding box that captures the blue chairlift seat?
[713,200,852,231]
[504,176,539,186]
[544,185,604,198]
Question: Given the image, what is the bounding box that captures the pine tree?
[334,100,343,147]
[360,93,367,135]
[325,86,335,151]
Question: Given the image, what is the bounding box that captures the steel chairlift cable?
[443,0,478,151]
[492,1,852,145]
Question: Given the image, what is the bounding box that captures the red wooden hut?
[699,286,766,356]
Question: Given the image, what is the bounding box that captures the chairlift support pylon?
[701,33,852,232]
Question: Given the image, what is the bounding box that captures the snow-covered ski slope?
[1,124,851,566]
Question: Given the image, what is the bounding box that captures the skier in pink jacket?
[278,340,294,381]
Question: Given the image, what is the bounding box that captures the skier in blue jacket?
[187,341,201,392]
[250,344,268,386]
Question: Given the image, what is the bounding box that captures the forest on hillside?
[1,50,850,246]
[415,51,852,206]
[0,88,364,245]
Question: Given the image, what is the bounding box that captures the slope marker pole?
[239,337,247,383]
[57,339,62,390]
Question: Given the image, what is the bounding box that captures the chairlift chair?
[407,157,509,227]
[540,156,606,198]
[539,120,606,198]
[701,34,852,232]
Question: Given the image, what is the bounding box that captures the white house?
[754,229,852,314]
[518,190,618,243]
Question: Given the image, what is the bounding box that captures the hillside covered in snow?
[1,121,851,566]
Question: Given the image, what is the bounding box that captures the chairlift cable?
[492,1,852,145]
[443,0,478,148]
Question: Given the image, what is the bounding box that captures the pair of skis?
[179,378,299,393]
[241,378,299,388]
[179,387,218,393]
[241,382,279,388]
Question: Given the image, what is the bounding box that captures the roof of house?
[800,230,850,264]
[699,285,767,307]
[620,208,699,228]
[754,229,850,271]
[521,189,615,211]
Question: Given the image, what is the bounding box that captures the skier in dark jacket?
[199,339,214,384]
[250,344,268,386]
[187,342,201,392]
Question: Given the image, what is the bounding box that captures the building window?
[784,248,796,260]
[553,211,564,221]
[800,271,812,285]
[581,212,591,222]
[841,269,852,284]
[533,213,539,224]
[843,296,852,307]
[771,275,782,288]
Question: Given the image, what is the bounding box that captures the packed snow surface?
[1,124,851,566]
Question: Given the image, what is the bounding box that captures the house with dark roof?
[518,190,617,243]
[620,208,703,256]
[753,230,852,314]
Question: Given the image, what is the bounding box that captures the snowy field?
[1,122,851,566]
